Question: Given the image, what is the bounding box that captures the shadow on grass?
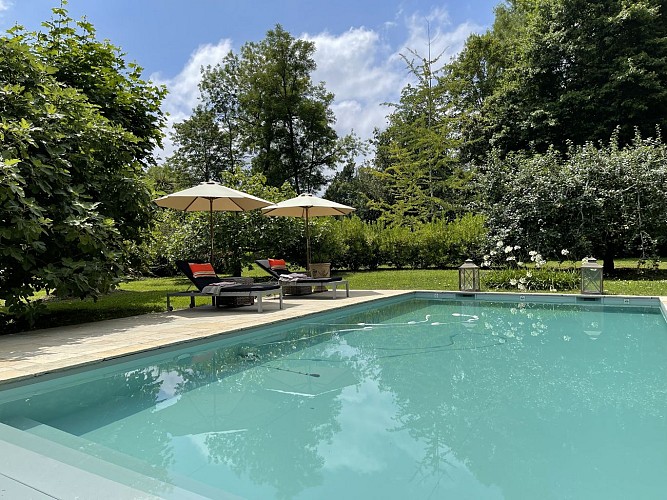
[609,269,667,280]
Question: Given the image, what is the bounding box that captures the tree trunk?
[602,244,616,274]
[231,262,242,277]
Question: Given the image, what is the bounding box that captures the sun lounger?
[255,259,349,299]
[168,260,283,312]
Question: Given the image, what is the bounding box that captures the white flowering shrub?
[478,132,667,272]
[481,235,578,291]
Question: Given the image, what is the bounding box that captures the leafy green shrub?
[445,213,489,263]
[415,214,487,268]
[313,213,487,270]
[483,268,579,291]
[329,217,382,270]
[479,133,667,272]
[480,235,579,291]
[415,222,447,268]
[310,218,348,266]
[379,224,419,268]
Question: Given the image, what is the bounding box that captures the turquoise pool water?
[1,297,667,499]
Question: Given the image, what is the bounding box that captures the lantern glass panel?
[459,260,480,292]
[581,259,604,294]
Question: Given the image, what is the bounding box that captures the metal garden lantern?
[581,258,604,294]
[459,259,480,292]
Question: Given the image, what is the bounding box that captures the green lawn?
[4,261,667,333]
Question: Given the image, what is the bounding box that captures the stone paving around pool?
[0,290,410,385]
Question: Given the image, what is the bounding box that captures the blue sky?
[0,0,501,159]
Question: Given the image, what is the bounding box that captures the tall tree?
[198,52,248,179]
[199,25,340,193]
[446,8,518,163]
[323,134,381,221]
[370,49,466,226]
[169,106,227,183]
[0,8,165,327]
[449,0,667,161]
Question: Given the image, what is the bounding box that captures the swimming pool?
[1,294,666,499]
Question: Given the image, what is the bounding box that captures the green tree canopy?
[449,0,667,162]
[34,7,166,240]
[0,9,165,327]
[169,106,228,183]
[478,131,667,272]
[323,133,380,220]
[185,24,345,194]
[369,49,469,227]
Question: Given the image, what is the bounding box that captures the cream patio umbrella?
[261,193,355,272]
[154,181,273,263]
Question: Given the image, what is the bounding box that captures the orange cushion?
[268,258,287,269]
[189,262,216,278]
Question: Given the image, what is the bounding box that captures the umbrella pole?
[209,199,214,264]
[305,208,311,274]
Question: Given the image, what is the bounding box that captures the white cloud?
[151,39,232,160]
[307,28,399,102]
[306,27,402,144]
[0,0,12,23]
[153,9,482,163]
[303,10,481,152]
[331,99,389,146]
[402,7,482,65]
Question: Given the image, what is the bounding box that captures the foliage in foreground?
[0,8,165,327]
